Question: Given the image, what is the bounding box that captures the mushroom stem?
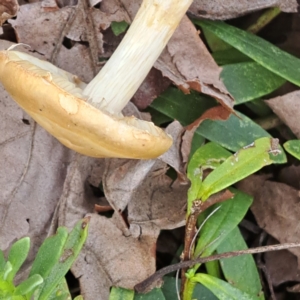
[83,0,193,114]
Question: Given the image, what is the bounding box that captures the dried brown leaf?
[266,90,300,138]
[265,237,300,286]
[0,0,18,25]
[237,175,300,267]
[189,0,298,20]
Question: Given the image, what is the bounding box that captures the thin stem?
[135,242,300,293]
[83,0,193,114]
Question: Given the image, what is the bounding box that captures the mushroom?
[0,0,193,159]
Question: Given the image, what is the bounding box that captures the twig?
[135,242,300,293]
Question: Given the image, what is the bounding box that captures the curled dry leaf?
[264,236,300,286]
[156,16,234,111]
[0,0,18,25]
[189,0,298,20]
[57,152,187,299]
[266,90,300,138]
[237,175,300,267]
[181,106,232,163]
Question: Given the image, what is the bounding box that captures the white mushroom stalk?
[84,0,193,114]
[0,0,193,159]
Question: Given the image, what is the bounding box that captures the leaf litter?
[1,1,300,299]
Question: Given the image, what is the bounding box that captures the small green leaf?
[134,288,165,300]
[2,261,12,281]
[194,189,252,259]
[284,140,300,160]
[7,237,30,282]
[193,273,256,300]
[30,227,69,279]
[111,21,129,36]
[14,274,43,296]
[198,137,278,200]
[109,287,134,300]
[38,218,89,300]
[0,250,5,272]
[221,62,285,104]
[46,278,71,300]
[187,142,231,211]
[0,278,15,294]
[197,111,286,164]
[217,227,264,299]
[161,277,217,300]
[196,20,300,87]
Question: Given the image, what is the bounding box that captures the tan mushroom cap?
[0,51,172,159]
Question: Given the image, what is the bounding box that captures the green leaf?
[213,48,250,65]
[217,227,264,299]
[2,261,12,281]
[198,137,278,200]
[187,142,231,211]
[150,87,216,126]
[37,218,89,300]
[221,62,285,104]
[205,260,221,279]
[14,274,43,296]
[30,227,68,279]
[0,278,14,295]
[111,21,129,36]
[109,287,134,300]
[134,288,165,300]
[47,278,71,300]
[0,250,5,272]
[194,189,252,258]
[195,20,300,87]
[197,111,286,164]
[161,277,217,300]
[284,140,300,160]
[193,273,257,300]
[7,237,30,282]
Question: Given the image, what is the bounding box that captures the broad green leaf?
[244,99,272,117]
[38,218,89,300]
[284,140,300,160]
[7,237,30,282]
[196,20,300,87]
[187,142,231,211]
[217,227,264,299]
[193,273,257,300]
[111,21,129,36]
[221,62,285,104]
[134,288,165,300]
[194,189,252,259]
[30,227,68,279]
[150,87,216,126]
[213,48,250,65]
[14,274,43,296]
[198,137,278,200]
[109,287,134,300]
[197,111,286,164]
